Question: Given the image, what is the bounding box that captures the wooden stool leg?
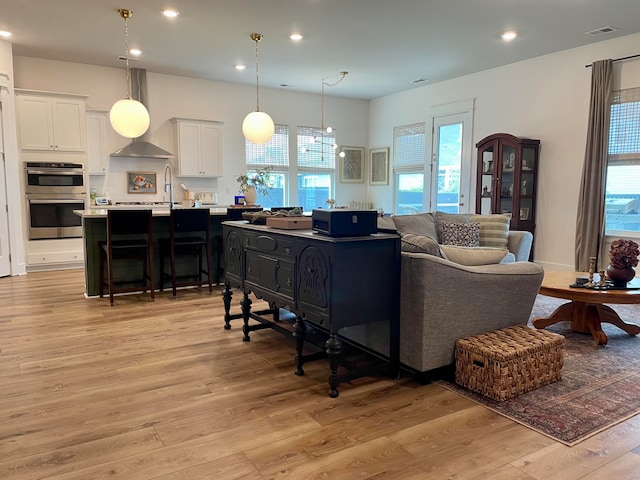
[171,243,177,298]
[99,249,105,298]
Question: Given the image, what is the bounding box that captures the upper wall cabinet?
[475,133,540,233]
[15,89,88,153]
[171,117,223,177]
[86,110,110,175]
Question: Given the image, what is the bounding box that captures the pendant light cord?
[122,12,133,100]
[254,35,261,112]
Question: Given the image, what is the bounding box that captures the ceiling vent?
[117,55,139,62]
[585,26,618,36]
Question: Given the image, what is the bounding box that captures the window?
[245,124,289,208]
[297,126,336,211]
[605,87,640,235]
[393,123,425,214]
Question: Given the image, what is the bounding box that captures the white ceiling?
[2,0,640,99]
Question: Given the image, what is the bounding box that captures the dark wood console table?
[222,221,401,397]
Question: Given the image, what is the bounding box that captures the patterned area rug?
[436,294,640,446]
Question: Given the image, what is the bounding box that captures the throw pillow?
[400,233,442,257]
[391,212,437,239]
[434,211,470,243]
[469,214,510,249]
[439,245,509,266]
[440,222,480,247]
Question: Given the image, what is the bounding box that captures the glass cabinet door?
[519,146,537,223]
[499,143,516,216]
[478,145,494,214]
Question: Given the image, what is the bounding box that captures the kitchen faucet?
[164,163,174,208]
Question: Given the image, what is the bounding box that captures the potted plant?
[236,166,273,205]
[607,238,639,286]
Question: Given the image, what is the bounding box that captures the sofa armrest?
[399,252,543,372]
[508,230,533,261]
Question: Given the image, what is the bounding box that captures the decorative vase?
[243,186,257,205]
[606,264,635,287]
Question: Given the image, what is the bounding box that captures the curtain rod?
[585,53,640,68]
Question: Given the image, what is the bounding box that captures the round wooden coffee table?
[533,271,640,345]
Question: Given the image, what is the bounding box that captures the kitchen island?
[74,206,229,297]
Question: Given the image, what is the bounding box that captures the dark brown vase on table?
[606,265,635,287]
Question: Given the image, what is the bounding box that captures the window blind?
[245,124,289,168]
[609,87,640,166]
[297,126,337,171]
[393,123,426,169]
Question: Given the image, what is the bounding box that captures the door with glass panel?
[431,114,470,213]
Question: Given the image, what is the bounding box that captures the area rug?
[436,295,640,446]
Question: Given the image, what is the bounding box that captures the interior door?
[431,113,472,213]
[0,151,10,277]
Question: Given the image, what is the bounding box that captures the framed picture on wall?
[369,147,389,185]
[127,172,157,194]
[339,146,365,183]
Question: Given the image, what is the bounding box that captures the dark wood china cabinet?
[475,133,540,233]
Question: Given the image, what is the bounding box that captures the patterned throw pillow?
[440,222,480,247]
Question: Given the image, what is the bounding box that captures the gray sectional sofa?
[380,212,544,374]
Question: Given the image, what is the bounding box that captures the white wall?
[368,32,640,271]
[12,57,370,207]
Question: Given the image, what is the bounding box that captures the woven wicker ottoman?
[455,325,565,401]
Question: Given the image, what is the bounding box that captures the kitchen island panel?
[77,208,227,297]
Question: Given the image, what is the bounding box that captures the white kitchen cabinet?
[86,110,110,175]
[16,89,88,152]
[171,117,223,177]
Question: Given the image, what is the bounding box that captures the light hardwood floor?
[1,269,640,479]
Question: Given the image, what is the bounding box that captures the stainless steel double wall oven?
[25,161,86,239]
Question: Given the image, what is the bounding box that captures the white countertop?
[74,206,230,218]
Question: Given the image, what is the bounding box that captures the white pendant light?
[242,33,274,145]
[109,9,150,139]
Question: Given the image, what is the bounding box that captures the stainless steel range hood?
[110,68,174,159]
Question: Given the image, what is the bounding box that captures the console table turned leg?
[240,291,252,342]
[326,334,342,398]
[293,317,307,376]
[222,283,233,330]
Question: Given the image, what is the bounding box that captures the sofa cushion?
[440,222,480,247]
[377,216,397,233]
[392,212,437,239]
[439,245,509,265]
[470,214,510,249]
[401,234,442,257]
[434,211,470,242]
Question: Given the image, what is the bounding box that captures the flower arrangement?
[236,166,273,197]
[609,239,640,269]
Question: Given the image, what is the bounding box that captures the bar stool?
[99,209,154,306]
[160,208,213,297]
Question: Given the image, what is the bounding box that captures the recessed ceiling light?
[161,9,180,18]
[0,31,12,38]
[290,33,303,41]
[501,30,517,42]
[129,48,142,56]
[235,64,246,71]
